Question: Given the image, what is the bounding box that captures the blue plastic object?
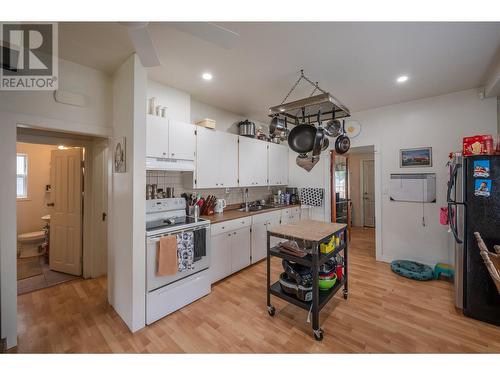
[390,260,434,281]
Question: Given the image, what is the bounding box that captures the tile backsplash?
[146,170,283,205]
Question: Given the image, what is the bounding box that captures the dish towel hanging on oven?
[176,231,194,272]
[300,188,324,207]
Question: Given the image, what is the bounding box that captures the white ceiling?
[59,22,500,122]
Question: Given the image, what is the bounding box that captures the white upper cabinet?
[168,120,196,160]
[268,143,289,185]
[146,115,196,161]
[146,115,169,158]
[238,136,268,187]
[196,127,239,188]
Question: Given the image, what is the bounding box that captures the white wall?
[0,59,112,131]
[147,80,190,123]
[108,54,147,333]
[16,143,58,235]
[0,58,112,349]
[289,89,497,266]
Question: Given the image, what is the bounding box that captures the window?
[16,153,28,199]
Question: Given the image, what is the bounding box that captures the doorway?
[344,146,376,258]
[16,127,109,295]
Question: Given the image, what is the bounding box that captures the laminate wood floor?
[11,227,500,353]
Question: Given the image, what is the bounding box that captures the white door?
[146,115,169,158]
[363,159,375,227]
[210,233,231,283]
[238,137,268,186]
[251,222,268,264]
[268,143,288,185]
[50,148,83,276]
[230,227,251,273]
[268,214,282,248]
[169,120,196,160]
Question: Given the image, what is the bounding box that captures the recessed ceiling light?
[202,72,213,81]
[396,75,408,83]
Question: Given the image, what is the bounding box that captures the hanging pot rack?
[268,70,350,124]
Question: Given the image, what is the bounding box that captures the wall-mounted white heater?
[389,173,436,203]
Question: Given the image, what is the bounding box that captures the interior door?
[50,148,83,275]
[363,159,375,227]
[169,120,195,160]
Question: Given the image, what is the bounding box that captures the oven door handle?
[147,226,209,243]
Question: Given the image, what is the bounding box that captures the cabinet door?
[195,127,219,188]
[268,143,289,185]
[230,227,251,273]
[239,137,268,187]
[168,120,196,160]
[290,207,301,223]
[146,115,169,158]
[251,222,268,264]
[218,132,239,188]
[210,233,231,283]
[268,215,283,248]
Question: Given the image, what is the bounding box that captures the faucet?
[243,188,249,212]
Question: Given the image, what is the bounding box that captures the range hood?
[146,157,194,172]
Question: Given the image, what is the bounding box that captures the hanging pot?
[311,111,325,158]
[288,124,316,154]
[321,137,330,151]
[323,119,342,137]
[334,120,351,154]
[270,117,287,137]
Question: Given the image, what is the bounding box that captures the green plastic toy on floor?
[434,263,454,280]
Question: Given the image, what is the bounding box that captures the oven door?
[146,225,211,292]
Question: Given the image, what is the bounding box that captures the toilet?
[17,230,46,258]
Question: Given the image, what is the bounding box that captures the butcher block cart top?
[266,219,349,341]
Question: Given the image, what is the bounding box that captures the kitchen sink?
[237,204,284,212]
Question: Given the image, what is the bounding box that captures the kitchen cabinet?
[251,211,282,263]
[168,120,196,160]
[146,115,196,160]
[230,227,251,272]
[268,143,289,185]
[195,127,239,189]
[238,136,268,186]
[146,115,169,158]
[210,218,251,283]
[281,207,301,224]
[211,232,231,283]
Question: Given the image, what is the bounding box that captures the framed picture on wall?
[112,137,126,173]
[400,147,432,168]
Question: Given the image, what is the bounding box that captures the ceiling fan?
[121,22,240,68]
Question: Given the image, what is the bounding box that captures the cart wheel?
[313,328,324,341]
[343,290,348,300]
[267,305,276,317]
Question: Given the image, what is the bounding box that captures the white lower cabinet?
[230,227,251,272]
[251,211,282,264]
[210,232,232,283]
[210,218,251,283]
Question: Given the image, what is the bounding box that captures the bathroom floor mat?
[17,257,43,280]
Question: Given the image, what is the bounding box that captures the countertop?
[201,204,300,224]
[267,220,347,242]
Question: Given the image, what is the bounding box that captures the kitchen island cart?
[266,220,348,341]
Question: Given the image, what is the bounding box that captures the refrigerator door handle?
[448,202,463,244]
[447,163,461,203]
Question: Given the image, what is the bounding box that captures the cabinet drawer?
[251,210,281,225]
[211,217,251,236]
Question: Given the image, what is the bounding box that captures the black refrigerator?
[448,154,500,326]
